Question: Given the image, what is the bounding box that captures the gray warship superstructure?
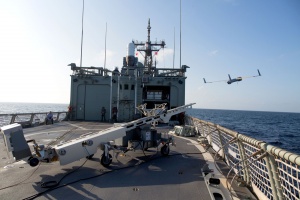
[69,19,188,122]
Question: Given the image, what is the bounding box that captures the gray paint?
[68,21,189,122]
[85,84,110,121]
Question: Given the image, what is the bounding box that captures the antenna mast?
[133,19,165,74]
[180,0,182,69]
[80,0,85,67]
[173,27,175,69]
[104,22,107,69]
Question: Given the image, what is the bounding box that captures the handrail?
[0,112,68,127]
[186,115,300,200]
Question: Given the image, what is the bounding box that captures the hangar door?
[77,84,110,121]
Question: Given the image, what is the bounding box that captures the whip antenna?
[173,27,175,69]
[180,0,181,69]
[104,22,107,69]
[80,0,84,67]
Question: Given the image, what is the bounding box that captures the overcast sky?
[0,0,299,112]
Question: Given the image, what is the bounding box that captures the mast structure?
[133,19,166,74]
[80,0,85,67]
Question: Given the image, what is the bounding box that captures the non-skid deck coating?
[0,122,211,200]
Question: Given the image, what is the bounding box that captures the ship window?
[124,84,129,90]
[147,91,162,100]
[131,85,135,90]
[120,84,122,90]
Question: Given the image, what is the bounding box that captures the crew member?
[67,105,73,120]
[101,107,106,122]
[112,107,118,122]
[46,111,54,125]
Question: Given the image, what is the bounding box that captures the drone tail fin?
[228,74,232,80]
[203,78,207,83]
[257,69,261,76]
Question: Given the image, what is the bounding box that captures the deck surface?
[0,122,212,200]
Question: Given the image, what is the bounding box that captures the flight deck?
[0,121,213,200]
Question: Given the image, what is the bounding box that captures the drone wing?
[203,78,227,84]
[241,69,262,79]
[204,70,261,84]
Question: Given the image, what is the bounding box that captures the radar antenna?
[133,19,166,74]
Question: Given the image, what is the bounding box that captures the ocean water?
[187,108,300,155]
[0,102,68,114]
[0,103,299,155]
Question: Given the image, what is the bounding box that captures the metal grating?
[276,156,300,200]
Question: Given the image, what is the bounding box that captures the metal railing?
[186,115,300,200]
[0,112,68,127]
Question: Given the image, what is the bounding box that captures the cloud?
[197,86,204,90]
[208,50,219,56]
[220,0,239,6]
[155,48,174,59]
